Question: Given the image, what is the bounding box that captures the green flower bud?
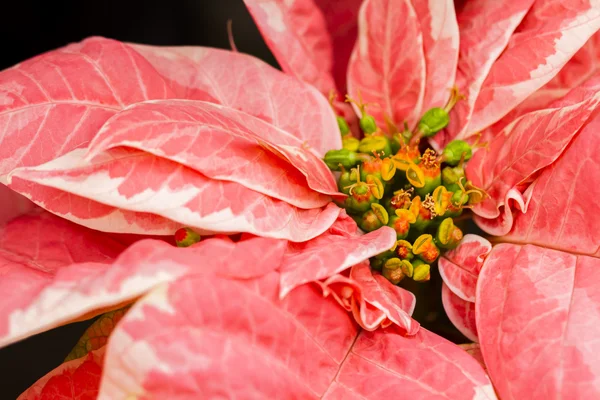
[390,133,404,154]
[412,259,431,282]
[371,203,389,225]
[388,209,415,240]
[359,209,383,232]
[175,228,201,247]
[360,114,378,134]
[412,234,440,264]
[380,158,397,181]
[344,182,378,213]
[443,140,472,166]
[365,175,385,199]
[392,239,414,261]
[342,136,360,152]
[415,173,442,197]
[451,189,469,206]
[324,149,359,171]
[435,218,464,249]
[441,165,465,190]
[372,250,394,272]
[418,107,449,138]
[358,136,392,157]
[382,258,405,285]
[361,158,384,182]
[401,259,414,278]
[337,116,350,136]
[337,168,358,195]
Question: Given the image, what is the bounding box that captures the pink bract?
[97,271,494,399]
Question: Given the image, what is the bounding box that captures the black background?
[0,1,465,398]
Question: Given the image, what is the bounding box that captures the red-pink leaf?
[0,219,286,347]
[487,31,600,135]
[412,0,460,110]
[466,74,600,235]
[347,0,426,129]
[18,347,105,400]
[101,273,359,398]
[467,0,600,134]
[243,0,362,95]
[0,37,171,178]
[99,272,495,399]
[502,111,600,256]
[86,100,339,205]
[442,283,478,343]
[280,218,396,298]
[319,262,418,334]
[325,327,495,399]
[10,148,341,241]
[131,44,341,154]
[443,0,534,142]
[439,234,492,302]
[477,243,600,400]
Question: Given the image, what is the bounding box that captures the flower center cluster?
[325,89,486,285]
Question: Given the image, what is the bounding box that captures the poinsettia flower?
[3,0,600,397]
[245,0,600,398]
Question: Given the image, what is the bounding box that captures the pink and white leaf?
[9,148,341,241]
[319,262,418,334]
[132,44,341,154]
[466,74,600,235]
[502,106,600,256]
[477,244,600,400]
[467,0,600,134]
[8,175,183,235]
[412,0,460,110]
[326,327,496,399]
[487,31,600,135]
[0,218,286,347]
[243,0,363,95]
[0,212,126,346]
[279,219,396,298]
[347,0,426,129]
[441,0,534,144]
[439,234,492,302]
[86,100,339,206]
[442,283,478,343]
[0,37,171,178]
[99,271,494,399]
[18,347,105,400]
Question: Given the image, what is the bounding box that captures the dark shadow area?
[0,0,277,71]
[0,319,95,399]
